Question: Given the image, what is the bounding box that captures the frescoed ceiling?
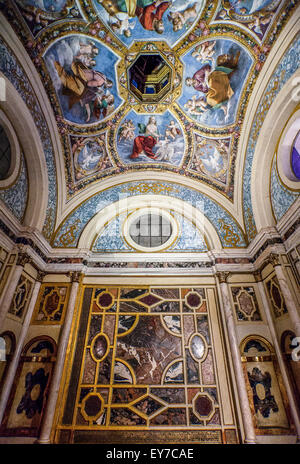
[0,0,298,252]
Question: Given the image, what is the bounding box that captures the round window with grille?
[129,213,172,248]
[124,209,178,252]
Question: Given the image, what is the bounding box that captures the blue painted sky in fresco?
[92,0,205,48]
[228,0,277,15]
[178,38,253,127]
[24,0,67,12]
[116,110,185,166]
[44,35,122,125]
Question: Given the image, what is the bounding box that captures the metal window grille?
[129,213,172,248]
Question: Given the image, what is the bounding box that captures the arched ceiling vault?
[0,0,299,255]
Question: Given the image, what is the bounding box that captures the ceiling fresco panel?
[0,0,299,247]
[44,35,123,125]
[0,36,57,239]
[212,0,284,42]
[14,0,81,36]
[178,38,253,128]
[115,109,186,166]
[91,0,206,48]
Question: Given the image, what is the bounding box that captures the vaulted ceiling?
[0,0,299,257]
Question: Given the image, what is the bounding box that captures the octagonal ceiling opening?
[128,53,172,103]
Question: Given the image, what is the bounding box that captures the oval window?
[129,213,172,248]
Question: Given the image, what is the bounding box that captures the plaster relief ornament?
[93,0,205,47]
[179,38,253,127]
[44,35,122,125]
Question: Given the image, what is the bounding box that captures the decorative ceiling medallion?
[72,134,113,181]
[189,133,231,186]
[117,41,183,113]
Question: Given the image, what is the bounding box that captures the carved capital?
[253,270,262,282]
[36,270,46,283]
[216,271,231,284]
[266,253,280,268]
[16,252,30,267]
[69,271,82,283]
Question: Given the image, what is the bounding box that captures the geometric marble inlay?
[193,393,215,421]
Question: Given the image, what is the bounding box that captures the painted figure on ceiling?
[54,59,113,122]
[117,111,184,165]
[45,36,121,125]
[15,0,71,34]
[227,0,277,15]
[130,116,160,159]
[185,51,240,117]
[100,0,170,33]
[179,37,253,127]
[191,136,229,183]
[118,119,136,142]
[167,3,198,31]
[73,136,111,180]
[217,0,280,39]
[96,0,205,46]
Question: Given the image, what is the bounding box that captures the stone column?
[0,271,45,424]
[267,254,300,338]
[37,272,81,444]
[255,270,300,441]
[0,252,30,330]
[216,272,256,444]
